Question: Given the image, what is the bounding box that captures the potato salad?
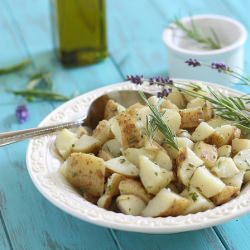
[55,88,250,217]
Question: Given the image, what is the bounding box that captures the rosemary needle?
[139,91,179,150]
[0,59,31,75]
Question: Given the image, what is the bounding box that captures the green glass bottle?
[51,0,108,67]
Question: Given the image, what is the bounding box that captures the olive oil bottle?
[51,0,108,67]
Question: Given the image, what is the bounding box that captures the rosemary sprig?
[174,18,221,50]
[0,59,31,75]
[139,91,179,150]
[27,72,53,90]
[8,89,69,102]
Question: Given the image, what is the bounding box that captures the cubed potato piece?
[211,186,239,205]
[105,173,125,196]
[65,153,105,197]
[139,156,173,194]
[223,171,245,189]
[97,149,113,161]
[207,117,233,128]
[193,141,217,168]
[97,194,113,209]
[187,98,213,121]
[204,131,225,148]
[191,122,214,142]
[136,106,151,128]
[72,135,100,153]
[123,147,156,167]
[212,157,239,178]
[55,129,78,159]
[110,112,143,149]
[161,99,179,111]
[102,139,121,157]
[161,109,182,132]
[218,145,232,157]
[116,195,146,216]
[165,137,194,159]
[244,171,250,183]
[179,107,203,129]
[233,149,250,171]
[176,129,191,139]
[232,139,250,154]
[176,147,204,185]
[166,91,186,108]
[70,126,89,138]
[216,125,241,146]
[181,187,215,214]
[141,188,189,217]
[190,166,226,198]
[154,150,173,170]
[105,156,139,177]
[104,99,125,120]
[92,120,113,145]
[119,179,152,203]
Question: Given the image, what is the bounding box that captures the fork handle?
[0,119,83,147]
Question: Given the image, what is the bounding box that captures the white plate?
[26,80,250,234]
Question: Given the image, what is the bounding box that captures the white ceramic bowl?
[26,81,250,234]
[163,15,247,85]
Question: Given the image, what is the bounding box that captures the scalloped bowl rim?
[26,79,250,234]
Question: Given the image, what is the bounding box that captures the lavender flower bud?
[16,105,29,123]
[185,58,201,67]
[211,62,229,72]
[127,75,144,84]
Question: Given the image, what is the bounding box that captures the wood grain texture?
[0,0,249,249]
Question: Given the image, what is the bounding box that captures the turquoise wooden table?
[1,0,250,249]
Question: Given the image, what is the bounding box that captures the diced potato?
[181,187,215,214]
[116,195,146,216]
[139,156,173,194]
[161,109,182,132]
[141,188,189,217]
[119,179,152,203]
[65,153,105,197]
[165,137,194,159]
[105,156,139,177]
[147,96,159,106]
[179,107,203,129]
[176,129,191,139]
[212,157,239,178]
[123,147,156,167]
[193,141,217,168]
[136,106,151,128]
[161,99,179,111]
[55,129,78,159]
[166,91,186,108]
[154,150,173,170]
[104,99,125,120]
[176,147,204,185]
[244,171,250,183]
[211,186,239,205]
[187,98,213,121]
[97,150,113,161]
[223,171,245,189]
[97,194,112,209]
[216,125,241,146]
[232,139,250,154]
[207,117,233,128]
[190,166,226,198]
[191,122,214,142]
[92,120,113,145]
[72,135,100,154]
[111,111,143,149]
[102,139,121,157]
[105,173,125,196]
[218,145,232,157]
[233,149,250,171]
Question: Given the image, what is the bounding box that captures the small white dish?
[26,81,250,234]
[163,15,247,85]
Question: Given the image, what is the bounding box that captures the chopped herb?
[72,172,78,177]
[154,172,158,176]
[72,144,75,147]
[119,158,126,164]
[245,159,250,167]
[188,163,196,168]
[189,192,199,201]
[0,59,31,75]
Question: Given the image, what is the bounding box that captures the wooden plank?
[0,0,121,249]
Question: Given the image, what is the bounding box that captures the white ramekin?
[163,15,247,85]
